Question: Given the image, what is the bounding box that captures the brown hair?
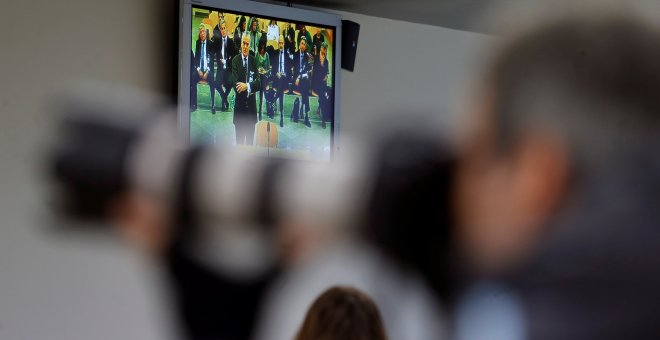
[295,286,388,340]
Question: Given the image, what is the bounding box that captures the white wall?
[336,11,491,135]
[0,1,490,339]
[0,1,176,340]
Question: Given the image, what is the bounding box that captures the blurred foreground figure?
[294,286,388,340]
[51,94,449,340]
[454,9,660,339]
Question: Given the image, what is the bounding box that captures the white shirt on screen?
[267,24,279,41]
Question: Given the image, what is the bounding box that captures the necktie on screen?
[280,52,284,74]
[244,57,248,83]
[201,42,207,71]
[200,42,204,69]
[221,39,226,69]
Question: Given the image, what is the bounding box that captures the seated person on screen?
[283,22,296,53]
[297,25,312,54]
[312,28,325,57]
[267,20,279,44]
[283,22,296,92]
[213,20,235,112]
[233,16,247,52]
[293,36,313,128]
[273,35,289,127]
[248,17,261,56]
[256,39,271,121]
[312,43,331,129]
[191,24,215,113]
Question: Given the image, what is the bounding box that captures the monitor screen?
[179,0,342,162]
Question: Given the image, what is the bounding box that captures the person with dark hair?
[189,50,196,111]
[283,22,296,56]
[453,11,660,340]
[312,42,330,129]
[233,16,247,51]
[283,22,296,93]
[256,38,271,121]
[295,286,388,340]
[248,17,261,56]
[230,33,260,145]
[293,36,312,128]
[296,25,312,54]
[191,24,215,113]
[312,28,325,57]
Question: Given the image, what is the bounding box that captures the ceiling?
[258,0,537,34]
[257,0,660,35]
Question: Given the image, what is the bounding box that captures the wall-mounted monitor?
[178,0,342,162]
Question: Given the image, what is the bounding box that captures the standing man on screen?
[293,36,312,128]
[214,20,235,112]
[231,33,261,145]
[191,24,215,113]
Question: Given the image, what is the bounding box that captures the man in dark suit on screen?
[213,20,235,112]
[273,35,290,127]
[192,24,216,113]
[293,36,312,128]
[230,33,261,145]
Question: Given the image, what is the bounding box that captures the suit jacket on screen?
[193,38,215,82]
[230,53,261,124]
[213,34,236,79]
[293,51,312,82]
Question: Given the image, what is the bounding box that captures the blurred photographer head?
[456,10,660,274]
